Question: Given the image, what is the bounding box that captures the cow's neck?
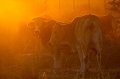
[40,24,52,44]
[60,24,76,52]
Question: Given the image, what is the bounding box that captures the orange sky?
[0,0,112,30]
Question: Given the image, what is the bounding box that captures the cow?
[99,14,118,40]
[32,17,72,70]
[115,25,120,44]
[49,14,103,76]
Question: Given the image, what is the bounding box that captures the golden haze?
[0,0,111,31]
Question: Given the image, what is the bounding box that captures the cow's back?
[75,14,102,46]
[99,15,117,37]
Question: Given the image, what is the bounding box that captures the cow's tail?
[76,15,94,46]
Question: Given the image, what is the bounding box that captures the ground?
[0,33,120,79]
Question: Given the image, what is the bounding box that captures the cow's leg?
[81,44,89,73]
[76,43,85,76]
[76,34,91,76]
[53,54,61,69]
[92,38,102,73]
[80,34,91,74]
[95,44,102,73]
[86,49,90,71]
[56,51,61,69]
[92,30,102,74]
[50,46,61,73]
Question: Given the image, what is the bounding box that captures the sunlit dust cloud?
[0,0,112,30]
[0,0,34,25]
[0,0,37,36]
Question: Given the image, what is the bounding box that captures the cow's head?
[27,22,35,31]
[33,17,46,35]
[49,23,65,45]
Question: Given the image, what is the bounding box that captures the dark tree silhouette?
[88,0,90,13]
[104,0,106,14]
[73,0,75,13]
[108,0,120,13]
